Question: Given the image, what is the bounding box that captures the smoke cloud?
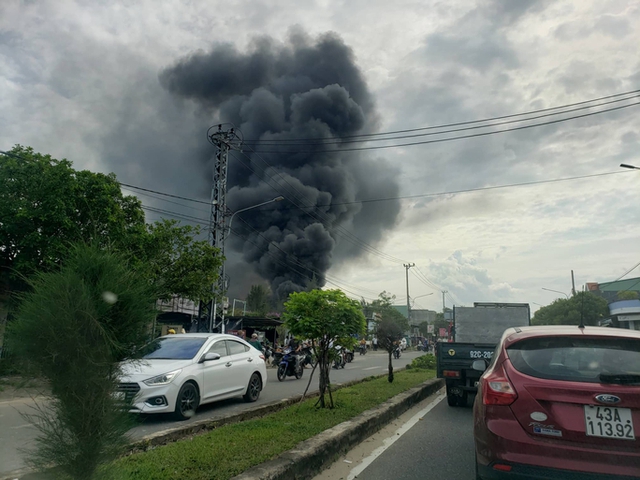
[160,31,401,299]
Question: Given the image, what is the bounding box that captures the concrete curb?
[230,378,444,480]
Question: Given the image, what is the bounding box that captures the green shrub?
[406,354,436,370]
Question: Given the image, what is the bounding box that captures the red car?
[473,325,640,479]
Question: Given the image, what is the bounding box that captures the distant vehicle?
[473,325,640,479]
[118,333,266,420]
[437,303,530,407]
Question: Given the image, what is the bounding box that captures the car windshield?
[138,337,207,360]
[507,336,640,384]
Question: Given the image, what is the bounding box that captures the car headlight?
[143,369,182,386]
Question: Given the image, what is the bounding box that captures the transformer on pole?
[198,124,242,333]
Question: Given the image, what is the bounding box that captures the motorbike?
[359,344,367,355]
[332,345,346,369]
[277,348,303,381]
[344,348,354,363]
[300,345,314,368]
[393,345,401,359]
[263,344,273,363]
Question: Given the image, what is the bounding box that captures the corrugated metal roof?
[596,277,640,292]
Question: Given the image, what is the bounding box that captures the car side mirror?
[472,359,487,372]
[201,352,221,363]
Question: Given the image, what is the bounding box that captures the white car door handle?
[225,362,232,367]
[247,358,253,362]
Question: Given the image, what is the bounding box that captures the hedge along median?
[107,368,438,480]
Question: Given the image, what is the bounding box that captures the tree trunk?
[0,294,8,356]
[388,351,394,383]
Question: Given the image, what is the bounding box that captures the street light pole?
[620,164,640,170]
[227,196,284,237]
[541,287,569,299]
[410,292,434,307]
[219,196,285,333]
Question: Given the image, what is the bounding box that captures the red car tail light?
[442,370,461,378]
[493,464,513,472]
[482,363,517,406]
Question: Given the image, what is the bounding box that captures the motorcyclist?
[287,336,302,369]
[359,338,367,354]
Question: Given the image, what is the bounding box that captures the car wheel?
[277,365,286,381]
[243,373,262,402]
[174,382,199,421]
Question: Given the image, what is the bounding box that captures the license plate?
[584,405,635,440]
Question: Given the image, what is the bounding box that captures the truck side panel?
[453,305,530,344]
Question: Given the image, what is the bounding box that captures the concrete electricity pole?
[202,124,242,333]
[404,263,415,325]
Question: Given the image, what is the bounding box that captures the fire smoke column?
[160,30,402,299]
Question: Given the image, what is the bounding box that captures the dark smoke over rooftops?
[160,31,401,299]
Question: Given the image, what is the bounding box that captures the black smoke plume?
[160,31,401,300]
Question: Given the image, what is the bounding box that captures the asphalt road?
[0,349,421,476]
[314,391,477,480]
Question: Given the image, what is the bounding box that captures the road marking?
[362,367,382,371]
[347,390,446,480]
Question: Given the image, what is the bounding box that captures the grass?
[108,368,435,480]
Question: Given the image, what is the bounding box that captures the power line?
[615,261,640,281]
[120,182,211,205]
[249,101,640,153]
[236,144,409,265]
[121,186,210,213]
[245,93,640,146]
[243,88,640,143]
[228,220,377,301]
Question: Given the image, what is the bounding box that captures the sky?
[2,0,640,315]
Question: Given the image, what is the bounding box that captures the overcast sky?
[2,0,639,314]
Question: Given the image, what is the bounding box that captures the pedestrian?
[248,333,263,351]
[372,336,378,351]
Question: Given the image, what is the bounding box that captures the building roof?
[594,277,640,292]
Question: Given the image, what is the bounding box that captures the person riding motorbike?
[359,338,367,355]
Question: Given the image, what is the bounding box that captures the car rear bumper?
[478,462,640,480]
[475,405,640,478]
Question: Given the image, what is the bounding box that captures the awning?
[225,316,284,330]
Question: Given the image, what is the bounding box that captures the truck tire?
[447,393,458,407]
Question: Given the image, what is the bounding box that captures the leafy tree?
[283,289,365,408]
[7,243,157,480]
[246,284,271,316]
[617,290,639,301]
[0,146,146,295]
[433,312,450,334]
[135,219,223,302]
[532,292,608,326]
[367,291,410,332]
[0,147,223,349]
[417,321,430,337]
[375,317,404,383]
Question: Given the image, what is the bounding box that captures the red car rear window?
[507,336,640,384]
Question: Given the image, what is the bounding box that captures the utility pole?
[571,270,576,297]
[442,290,447,313]
[404,263,415,326]
[200,124,242,333]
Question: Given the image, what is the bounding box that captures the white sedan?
[118,333,267,420]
